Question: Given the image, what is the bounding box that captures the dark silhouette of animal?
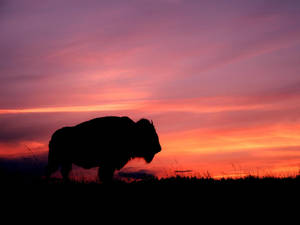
[45,116,161,182]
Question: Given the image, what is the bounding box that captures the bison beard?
[45,116,161,182]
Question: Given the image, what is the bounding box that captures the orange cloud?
[0,141,47,157]
[0,102,139,114]
[0,94,292,114]
[161,122,300,154]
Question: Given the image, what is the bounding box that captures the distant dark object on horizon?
[45,116,161,182]
[175,170,193,173]
[118,170,155,180]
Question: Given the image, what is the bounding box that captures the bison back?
[70,117,136,166]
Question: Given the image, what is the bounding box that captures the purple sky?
[1,0,300,177]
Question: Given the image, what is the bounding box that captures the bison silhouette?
[45,116,161,182]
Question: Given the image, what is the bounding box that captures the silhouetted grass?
[2,170,300,186]
[127,174,300,186]
[16,174,298,189]
[2,173,300,206]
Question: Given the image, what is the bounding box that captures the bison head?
[136,119,161,163]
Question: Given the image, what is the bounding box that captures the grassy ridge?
[3,174,300,206]
[34,174,300,186]
[2,170,300,185]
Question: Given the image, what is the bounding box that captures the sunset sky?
[1,0,300,178]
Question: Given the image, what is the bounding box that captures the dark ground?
[1,155,300,208]
[2,171,299,219]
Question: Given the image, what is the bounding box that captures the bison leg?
[98,166,115,183]
[61,163,72,182]
[45,163,59,180]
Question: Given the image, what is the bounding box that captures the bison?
[45,116,161,182]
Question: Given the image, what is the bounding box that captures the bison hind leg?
[98,166,115,183]
[61,163,72,182]
[45,162,59,180]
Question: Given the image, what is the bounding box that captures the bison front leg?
[98,166,115,183]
